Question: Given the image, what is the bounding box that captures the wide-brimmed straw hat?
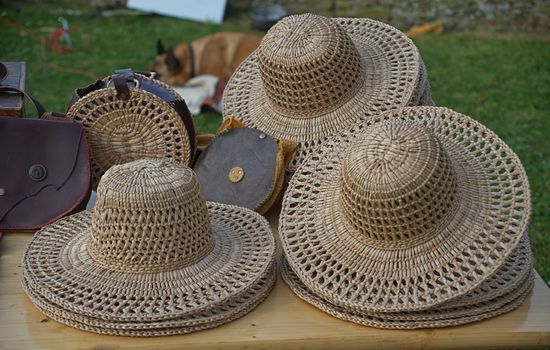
[223,13,434,175]
[281,234,534,329]
[23,159,275,335]
[280,106,531,313]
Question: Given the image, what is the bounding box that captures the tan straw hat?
[223,13,434,175]
[280,106,531,313]
[23,159,275,335]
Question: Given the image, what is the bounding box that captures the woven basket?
[67,71,196,189]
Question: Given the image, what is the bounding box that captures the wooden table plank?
[1,211,550,350]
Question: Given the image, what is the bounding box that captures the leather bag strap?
[0,86,46,118]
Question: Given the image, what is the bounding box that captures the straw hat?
[68,74,195,189]
[223,14,433,175]
[280,106,531,313]
[23,159,275,335]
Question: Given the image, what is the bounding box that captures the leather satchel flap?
[194,128,278,211]
[0,117,84,220]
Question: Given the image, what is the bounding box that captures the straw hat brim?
[22,264,276,336]
[281,256,534,329]
[283,234,531,317]
[223,18,427,173]
[280,106,531,312]
[68,87,193,189]
[23,202,275,322]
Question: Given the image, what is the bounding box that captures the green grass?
[2,3,549,281]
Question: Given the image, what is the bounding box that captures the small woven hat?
[223,14,434,175]
[23,159,275,335]
[280,106,531,313]
[67,71,196,189]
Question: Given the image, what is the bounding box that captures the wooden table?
[1,211,550,350]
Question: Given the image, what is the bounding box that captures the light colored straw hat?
[23,159,275,335]
[280,106,531,313]
[223,13,434,175]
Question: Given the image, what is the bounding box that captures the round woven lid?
[280,106,531,312]
[281,255,534,329]
[223,14,430,174]
[68,85,193,189]
[23,159,275,323]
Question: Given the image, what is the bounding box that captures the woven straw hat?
[68,73,195,189]
[223,13,433,175]
[280,106,531,313]
[23,159,275,335]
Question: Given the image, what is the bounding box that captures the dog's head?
[149,40,190,86]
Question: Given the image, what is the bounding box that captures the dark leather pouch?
[0,87,91,230]
[194,117,296,214]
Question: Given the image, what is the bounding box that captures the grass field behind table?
[1,3,549,282]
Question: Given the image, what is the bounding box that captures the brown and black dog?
[150,33,262,86]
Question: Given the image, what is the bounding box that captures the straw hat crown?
[340,121,458,245]
[88,159,213,273]
[258,13,364,117]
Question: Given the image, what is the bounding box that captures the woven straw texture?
[22,159,276,335]
[22,263,276,336]
[280,106,531,313]
[223,14,433,176]
[281,254,534,329]
[67,76,193,189]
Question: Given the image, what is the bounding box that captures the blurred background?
[1,0,549,282]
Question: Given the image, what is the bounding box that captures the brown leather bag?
[193,117,296,214]
[0,87,92,230]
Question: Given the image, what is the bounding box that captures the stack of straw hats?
[279,106,533,328]
[223,14,434,177]
[22,159,276,336]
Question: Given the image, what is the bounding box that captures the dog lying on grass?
[150,32,262,86]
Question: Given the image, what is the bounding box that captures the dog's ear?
[166,47,181,72]
[156,39,166,55]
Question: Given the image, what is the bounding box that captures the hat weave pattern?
[281,250,534,328]
[88,162,213,273]
[258,14,364,117]
[23,263,276,336]
[339,123,458,246]
[280,107,531,313]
